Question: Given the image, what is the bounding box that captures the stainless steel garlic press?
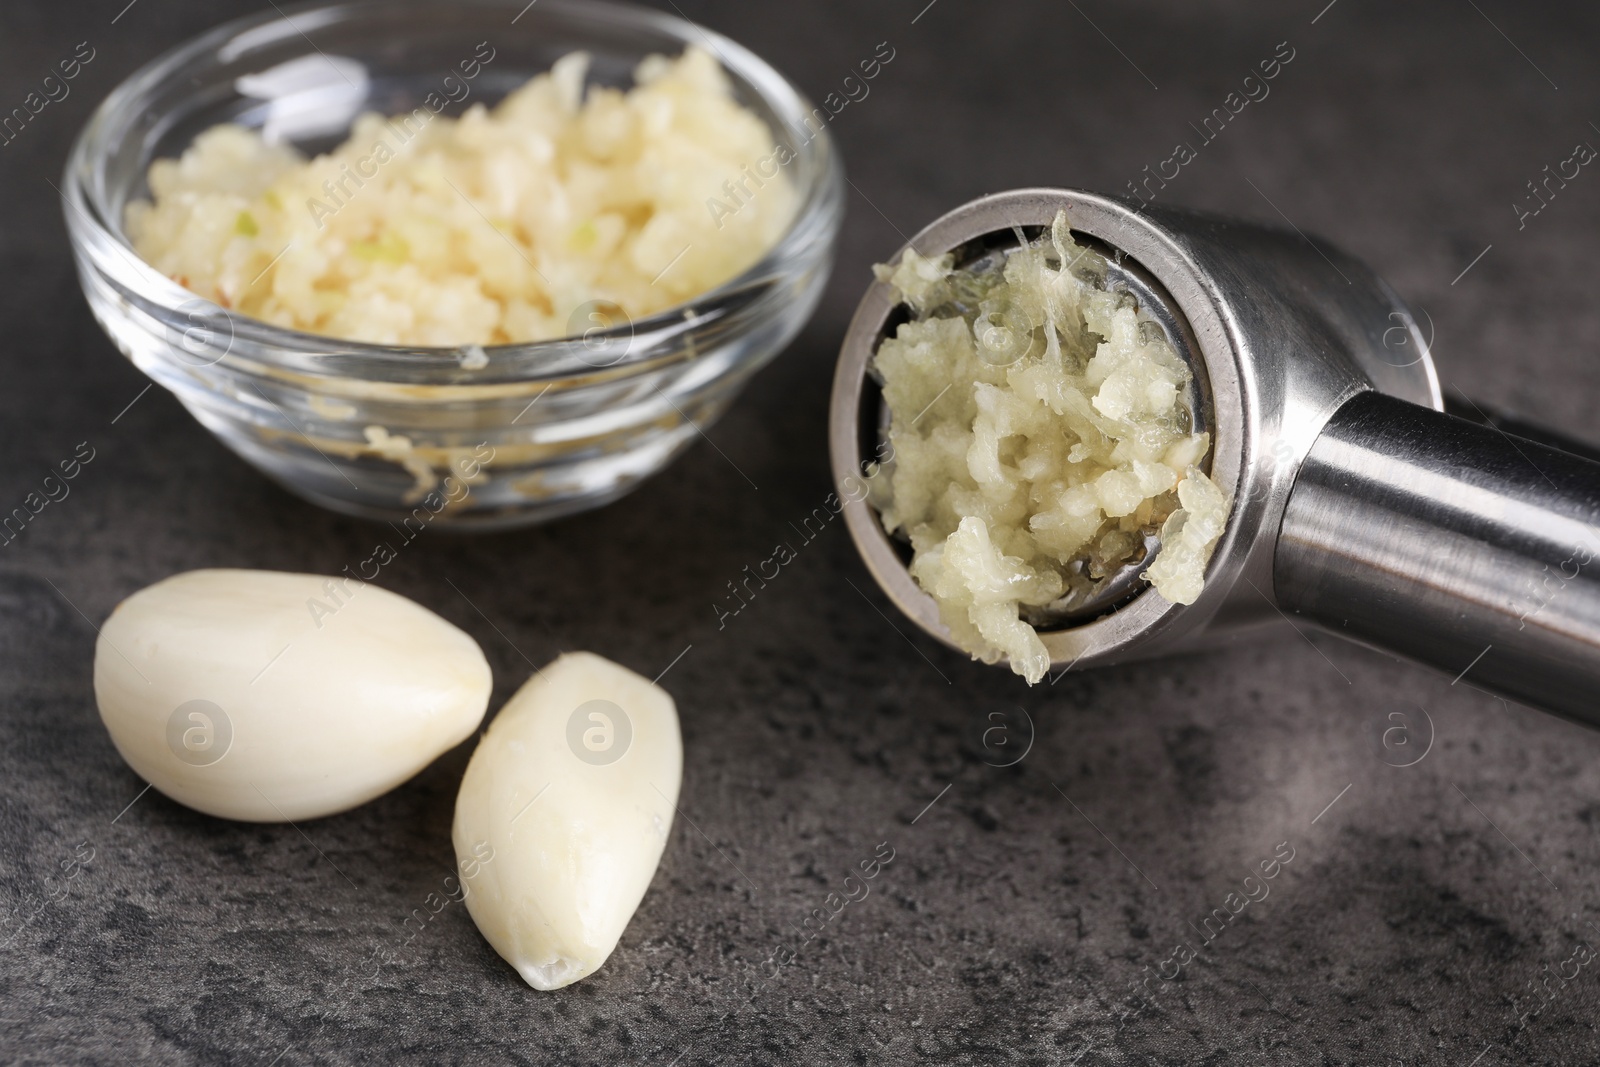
[830,189,1600,725]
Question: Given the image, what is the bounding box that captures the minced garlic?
[871,210,1230,683]
[126,48,794,346]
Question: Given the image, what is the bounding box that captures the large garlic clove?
[94,569,491,822]
[452,651,682,990]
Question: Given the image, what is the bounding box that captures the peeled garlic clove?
[93,569,491,822]
[452,651,682,990]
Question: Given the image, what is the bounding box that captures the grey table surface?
[4,0,1600,1064]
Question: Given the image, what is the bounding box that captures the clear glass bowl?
[63,0,843,528]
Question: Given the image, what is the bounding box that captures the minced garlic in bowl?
[68,0,842,527]
[126,47,795,346]
[871,210,1231,683]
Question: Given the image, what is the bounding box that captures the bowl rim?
[62,0,843,374]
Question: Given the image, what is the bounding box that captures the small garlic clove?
[452,651,682,990]
[94,569,491,822]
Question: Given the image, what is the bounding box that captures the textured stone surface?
[4,1,1600,1064]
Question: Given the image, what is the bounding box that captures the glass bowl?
[63,0,843,528]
